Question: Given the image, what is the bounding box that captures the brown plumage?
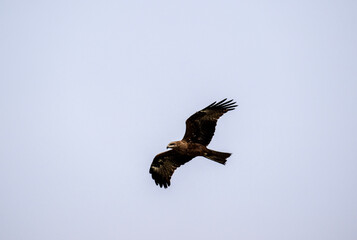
[149,99,237,188]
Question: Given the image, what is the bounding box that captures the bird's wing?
[149,150,194,188]
[183,99,237,146]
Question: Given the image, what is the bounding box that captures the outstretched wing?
[149,150,194,188]
[183,99,237,146]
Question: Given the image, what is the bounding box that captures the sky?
[1,0,357,239]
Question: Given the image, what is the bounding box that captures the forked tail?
[205,149,231,165]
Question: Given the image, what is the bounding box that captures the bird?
[149,98,237,188]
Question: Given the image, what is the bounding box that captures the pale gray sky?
[1,0,357,239]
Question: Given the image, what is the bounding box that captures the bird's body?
[167,140,208,156]
[149,99,237,188]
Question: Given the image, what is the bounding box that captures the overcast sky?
[1,0,357,239]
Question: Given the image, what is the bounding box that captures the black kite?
[149,99,237,188]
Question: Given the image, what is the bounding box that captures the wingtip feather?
[205,98,238,111]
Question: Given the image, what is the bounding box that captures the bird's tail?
[205,149,231,165]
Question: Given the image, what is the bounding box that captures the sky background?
[1,0,357,239]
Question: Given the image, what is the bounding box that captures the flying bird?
[149,99,237,188]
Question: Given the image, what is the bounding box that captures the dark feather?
[183,99,237,146]
[149,150,194,188]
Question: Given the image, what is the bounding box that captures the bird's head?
[167,141,180,149]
